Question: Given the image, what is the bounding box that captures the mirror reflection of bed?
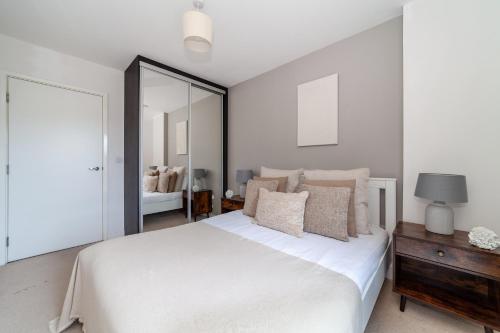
[141,67,223,232]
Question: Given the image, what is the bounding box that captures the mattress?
[142,191,182,204]
[203,210,389,293]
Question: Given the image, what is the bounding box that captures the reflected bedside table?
[393,221,500,333]
[221,195,245,213]
[182,189,212,221]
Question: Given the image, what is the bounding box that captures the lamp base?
[239,184,247,198]
[425,202,454,235]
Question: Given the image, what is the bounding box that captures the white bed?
[53,177,396,333]
[142,191,183,215]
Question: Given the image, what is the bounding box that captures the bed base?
[142,199,183,215]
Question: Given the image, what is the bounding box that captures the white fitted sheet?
[203,210,389,293]
[142,191,182,204]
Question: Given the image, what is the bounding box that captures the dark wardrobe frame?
[124,55,229,235]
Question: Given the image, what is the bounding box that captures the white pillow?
[303,168,371,234]
[158,165,168,173]
[260,166,304,193]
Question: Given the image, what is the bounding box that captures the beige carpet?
[143,210,188,232]
[0,238,486,333]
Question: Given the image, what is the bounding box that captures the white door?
[7,77,103,261]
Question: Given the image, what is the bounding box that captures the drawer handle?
[437,250,445,257]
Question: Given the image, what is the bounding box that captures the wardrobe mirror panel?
[189,85,223,219]
[140,67,190,231]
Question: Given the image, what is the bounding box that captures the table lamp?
[192,168,207,191]
[414,173,468,235]
[236,169,253,198]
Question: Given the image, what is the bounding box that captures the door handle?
[88,167,100,171]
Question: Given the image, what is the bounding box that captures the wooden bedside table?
[221,195,245,213]
[182,189,212,221]
[393,221,500,333]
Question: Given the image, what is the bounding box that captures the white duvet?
[204,210,389,294]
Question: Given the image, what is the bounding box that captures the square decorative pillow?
[296,184,351,241]
[253,176,288,193]
[302,179,357,237]
[144,170,160,177]
[157,172,171,193]
[143,175,159,192]
[166,171,178,193]
[242,179,279,217]
[171,166,186,192]
[255,188,309,237]
[304,168,371,234]
[260,166,304,193]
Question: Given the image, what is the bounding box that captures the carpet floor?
[0,229,485,333]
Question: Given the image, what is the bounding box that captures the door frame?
[0,72,109,265]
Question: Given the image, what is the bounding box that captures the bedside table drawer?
[396,237,500,279]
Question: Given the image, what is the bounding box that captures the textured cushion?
[143,175,159,192]
[255,188,309,237]
[303,168,371,234]
[296,184,351,241]
[242,179,279,217]
[166,171,178,193]
[302,179,357,237]
[260,166,303,192]
[253,176,288,193]
[158,166,168,173]
[157,173,171,193]
[171,166,186,192]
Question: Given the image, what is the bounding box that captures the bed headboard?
[368,178,397,238]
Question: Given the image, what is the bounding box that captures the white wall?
[403,0,500,233]
[0,34,124,264]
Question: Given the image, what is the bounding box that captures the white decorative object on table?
[468,226,500,250]
[225,189,234,199]
[192,184,200,192]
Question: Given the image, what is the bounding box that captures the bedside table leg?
[399,295,406,312]
[484,327,493,333]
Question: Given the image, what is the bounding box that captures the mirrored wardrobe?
[124,56,227,235]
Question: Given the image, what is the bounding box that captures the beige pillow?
[297,184,351,241]
[255,188,309,238]
[158,166,168,173]
[260,166,303,193]
[157,173,171,193]
[144,170,159,177]
[166,171,177,193]
[304,168,371,234]
[171,166,186,192]
[303,179,357,237]
[242,179,279,217]
[143,175,159,192]
[253,176,288,193]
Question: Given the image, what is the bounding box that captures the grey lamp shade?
[414,173,468,203]
[236,169,253,184]
[192,168,207,179]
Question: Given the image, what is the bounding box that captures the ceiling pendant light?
[183,0,213,53]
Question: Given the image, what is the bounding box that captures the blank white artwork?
[297,73,338,147]
[176,120,188,155]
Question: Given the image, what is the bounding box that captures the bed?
[142,191,183,215]
[51,178,396,333]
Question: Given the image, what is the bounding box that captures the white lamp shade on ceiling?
[183,10,213,53]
